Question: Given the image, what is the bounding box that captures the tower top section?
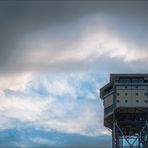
[100,73,148,98]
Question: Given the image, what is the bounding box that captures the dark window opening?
[125,100,128,103]
[117,78,144,83]
[104,105,113,115]
[136,100,139,103]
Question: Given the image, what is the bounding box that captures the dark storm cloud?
[0,1,148,75]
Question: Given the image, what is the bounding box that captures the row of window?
[115,79,145,83]
[118,86,146,89]
[117,100,148,103]
[117,92,148,96]
[125,86,139,89]
[104,100,147,114]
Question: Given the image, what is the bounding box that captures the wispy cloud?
[0,73,107,137]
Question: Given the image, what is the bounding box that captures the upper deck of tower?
[100,73,148,118]
[100,73,148,98]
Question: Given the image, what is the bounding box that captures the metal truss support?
[112,121,148,148]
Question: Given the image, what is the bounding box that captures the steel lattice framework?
[112,108,148,148]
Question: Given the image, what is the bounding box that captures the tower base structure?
[111,108,148,148]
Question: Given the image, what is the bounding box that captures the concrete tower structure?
[100,74,148,148]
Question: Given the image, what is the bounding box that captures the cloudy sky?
[0,0,148,147]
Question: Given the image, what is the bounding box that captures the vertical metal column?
[112,84,116,148]
[112,120,116,148]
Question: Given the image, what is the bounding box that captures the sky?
[0,0,148,147]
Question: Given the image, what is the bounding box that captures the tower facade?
[100,74,148,148]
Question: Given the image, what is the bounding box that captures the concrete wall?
[116,85,148,107]
[103,84,148,117]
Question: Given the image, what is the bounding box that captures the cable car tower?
[100,74,148,148]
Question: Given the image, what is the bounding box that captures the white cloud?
[0,96,49,123]
[0,73,108,136]
[0,73,32,91]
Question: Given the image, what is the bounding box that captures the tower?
[100,74,148,148]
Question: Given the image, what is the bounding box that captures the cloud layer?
[0,1,148,146]
[0,73,107,136]
[0,1,148,75]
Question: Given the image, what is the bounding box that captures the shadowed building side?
[100,74,148,148]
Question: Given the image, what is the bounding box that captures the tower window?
[117,93,120,96]
[136,93,139,96]
[125,86,128,89]
[145,100,148,103]
[135,86,138,89]
[136,100,139,103]
[145,93,148,96]
[125,93,128,96]
[125,100,128,103]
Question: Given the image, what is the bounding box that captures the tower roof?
[100,73,148,98]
